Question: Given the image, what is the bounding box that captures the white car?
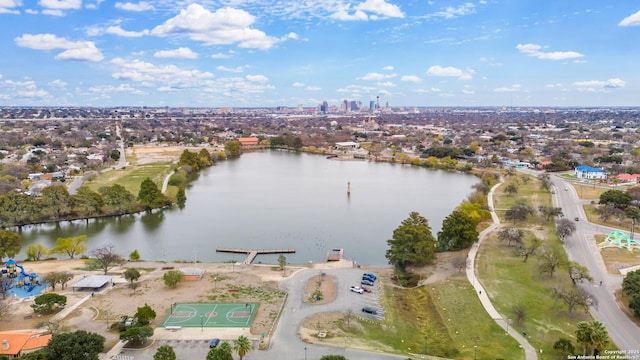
[350,286,364,294]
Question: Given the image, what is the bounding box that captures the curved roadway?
[548,174,639,351]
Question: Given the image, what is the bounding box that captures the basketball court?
[160,302,258,328]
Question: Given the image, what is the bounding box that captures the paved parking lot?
[344,271,385,320]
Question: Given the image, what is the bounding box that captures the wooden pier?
[216,248,296,265]
[326,248,344,261]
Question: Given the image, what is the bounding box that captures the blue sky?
[1,1,639,108]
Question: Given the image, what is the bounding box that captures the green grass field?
[477,174,597,356]
[84,162,174,196]
[348,273,523,359]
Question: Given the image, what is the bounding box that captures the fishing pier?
[216,247,296,265]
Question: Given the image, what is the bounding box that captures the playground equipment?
[1,259,41,292]
[598,230,640,252]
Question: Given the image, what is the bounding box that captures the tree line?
[385,170,498,286]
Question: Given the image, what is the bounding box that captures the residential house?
[0,331,52,358]
[615,173,640,183]
[575,165,607,180]
[237,137,259,146]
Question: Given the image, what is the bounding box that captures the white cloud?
[493,84,521,92]
[38,0,81,10]
[573,78,625,92]
[114,1,153,12]
[516,43,584,60]
[111,58,214,86]
[430,3,475,19]
[426,65,473,80]
[330,9,368,21]
[377,81,396,87]
[48,79,67,88]
[331,0,403,21]
[151,4,282,50]
[18,89,50,98]
[0,0,21,13]
[461,89,475,95]
[15,33,104,61]
[217,65,245,73]
[358,72,396,80]
[382,65,394,71]
[292,82,305,87]
[246,74,268,83]
[154,47,198,59]
[42,8,64,15]
[619,10,640,26]
[400,75,421,83]
[357,0,404,18]
[106,25,149,37]
[89,83,145,95]
[306,85,321,91]
[211,51,234,59]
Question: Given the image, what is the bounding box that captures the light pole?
[214,276,217,290]
[200,315,204,332]
[304,346,307,360]
[474,345,477,360]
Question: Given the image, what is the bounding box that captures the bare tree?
[511,304,526,325]
[556,218,577,242]
[516,238,540,263]
[498,227,524,247]
[538,248,563,277]
[451,256,468,272]
[91,244,124,275]
[505,200,535,224]
[539,205,563,221]
[551,287,596,314]
[568,261,593,285]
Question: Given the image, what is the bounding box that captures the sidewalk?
[465,180,539,360]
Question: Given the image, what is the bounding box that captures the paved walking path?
[465,180,539,360]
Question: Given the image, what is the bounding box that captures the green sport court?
[160,303,258,328]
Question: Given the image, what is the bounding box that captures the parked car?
[360,285,372,293]
[350,286,364,294]
[363,273,377,281]
[361,279,374,286]
[362,306,377,314]
[209,338,220,348]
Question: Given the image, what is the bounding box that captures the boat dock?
[216,248,296,265]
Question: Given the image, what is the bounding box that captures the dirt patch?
[303,274,337,304]
[299,312,394,353]
[132,145,211,165]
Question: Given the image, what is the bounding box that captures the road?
[69,121,127,195]
[549,175,640,351]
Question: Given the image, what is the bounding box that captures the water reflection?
[15,152,478,266]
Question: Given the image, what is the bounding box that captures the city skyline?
[1,1,639,108]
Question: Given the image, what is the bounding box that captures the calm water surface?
[17,151,478,266]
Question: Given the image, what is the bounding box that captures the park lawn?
[84,162,174,196]
[572,183,606,200]
[477,172,595,356]
[353,274,522,359]
[476,231,590,356]
[494,175,552,226]
[582,204,636,233]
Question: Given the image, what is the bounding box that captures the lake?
[16,151,479,266]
